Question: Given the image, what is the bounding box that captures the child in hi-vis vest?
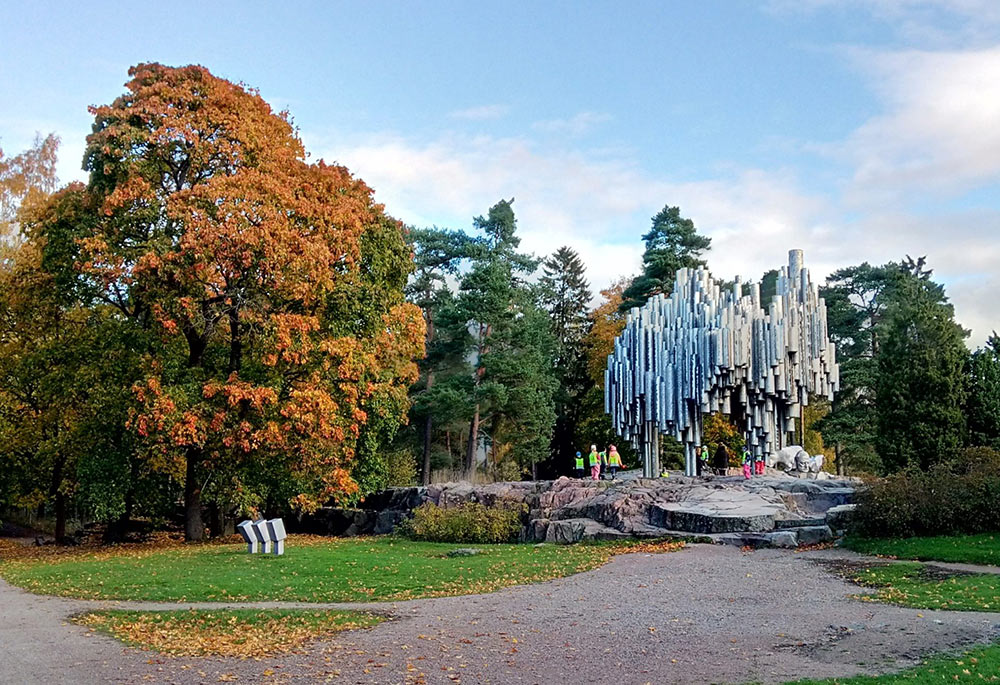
[606,445,622,479]
[588,445,601,480]
[742,446,752,479]
[574,451,585,478]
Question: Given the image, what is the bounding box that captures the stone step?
[774,517,826,529]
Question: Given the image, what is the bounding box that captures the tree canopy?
[620,205,711,312]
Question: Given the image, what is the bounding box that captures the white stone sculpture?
[236,520,258,554]
[605,250,839,477]
[770,445,805,471]
[265,518,287,556]
[237,517,288,555]
[252,519,271,554]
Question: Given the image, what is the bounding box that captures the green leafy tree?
[875,264,968,472]
[406,227,479,484]
[759,269,778,304]
[817,263,901,473]
[539,246,592,474]
[966,333,1000,451]
[620,205,711,312]
[450,199,556,479]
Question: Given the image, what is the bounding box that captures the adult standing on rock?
[588,445,601,481]
[714,443,728,475]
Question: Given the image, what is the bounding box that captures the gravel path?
[3,544,1000,684]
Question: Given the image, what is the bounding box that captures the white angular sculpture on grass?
[237,518,287,555]
[236,520,258,554]
[605,250,839,477]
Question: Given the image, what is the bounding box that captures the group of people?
[574,444,624,480]
[572,441,767,480]
[696,443,766,478]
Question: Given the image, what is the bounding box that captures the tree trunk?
[420,308,436,486]
[465,405,480,479]
[54,491,67,544]
[421,414,433,485]
[184,446,205,542]
[835,443,844,476]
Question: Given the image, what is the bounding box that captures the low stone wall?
[294,474,859,548]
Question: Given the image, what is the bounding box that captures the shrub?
[400,501,525,544]
[851,447,1000,538]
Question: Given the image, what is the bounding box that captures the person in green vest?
[742,446,753,480]
[606,445,623,479]
[588,445,601,481]
[697,444,709,476]
[598,448,608,479]
[574,451,585,479]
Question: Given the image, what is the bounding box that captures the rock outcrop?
[294,472,860,548]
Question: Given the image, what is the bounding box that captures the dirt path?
[3,544,999,684]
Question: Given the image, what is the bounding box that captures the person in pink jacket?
[588,445,601,480]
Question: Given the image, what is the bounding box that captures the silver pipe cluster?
[604,250,839,477]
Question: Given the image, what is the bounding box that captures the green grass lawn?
[840,561,1000,612]
[788,641,1000,683]
[845,534,1000,566]
[75,608,383,657]
[0,535,678,602]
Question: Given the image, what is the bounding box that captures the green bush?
[400,501,525,543]
[852,447,1000,538]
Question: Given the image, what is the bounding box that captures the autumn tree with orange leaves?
[574,279,636,467]
[77,63,423,540]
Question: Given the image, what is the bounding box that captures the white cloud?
[307,123,998,346]
[766,0,1000,45]
[532,112,612,137]
[448,104,510,121]
[830,46,1000,204]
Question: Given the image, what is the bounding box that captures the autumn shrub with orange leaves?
[68,63,424,539]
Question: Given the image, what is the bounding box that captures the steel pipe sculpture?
[604,250,839,477]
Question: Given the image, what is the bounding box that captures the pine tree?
[966,333,1000,451]
[875,264,968,472]
[406,227,479,484]
[817,262,901,473]
[539,246,592,473]
[620,205,711,312]
[451,199,556,479]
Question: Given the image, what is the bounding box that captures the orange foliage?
[583,278,630,385]
[82,63,424,513]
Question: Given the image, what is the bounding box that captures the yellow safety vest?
[588,451,600,466]
[575,455,584,468]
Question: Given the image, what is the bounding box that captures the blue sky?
[2,0,999,344]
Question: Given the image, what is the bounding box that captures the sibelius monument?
[604,249,840,477]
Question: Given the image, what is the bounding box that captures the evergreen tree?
[966,333,1000,451]
[875,264,968,472]
[817,262,909,473]
[759,269,779,304]
[450,199,556,479]
[406,227,479,484]
[539,246,592,474]
[620,205,711,312]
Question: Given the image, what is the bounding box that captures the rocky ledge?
[296,473,860,549]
